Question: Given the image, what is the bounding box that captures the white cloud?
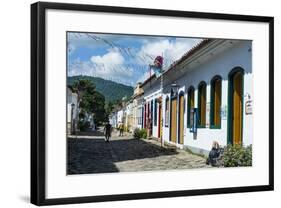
[91,48,124,65]
[136,71,151,84]
[68,33,202,86]
[135,38,202,69]
[68,49,135,86]
[90,48,133,78]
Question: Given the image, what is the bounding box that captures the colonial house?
[141,75,163,140]
[131,83,144,130]
[110,96,135,132]
[124,100,134,132]
[67,86,79,134]
[117,108,124,124]
[140,39,253,155]
[109,111,117,128]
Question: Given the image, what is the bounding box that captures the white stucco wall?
[137,41,254,154]
[109,112,117,127]
[117,110,124,123]
[143,89,162,138]
[136,106,143,129]
[161,40,252,153]
[140,40,252,154]
[67,89,78,123]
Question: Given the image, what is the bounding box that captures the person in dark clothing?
[206,141,223,167]
[104,122,112,142]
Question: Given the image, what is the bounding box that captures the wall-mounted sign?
[245,100,253,115]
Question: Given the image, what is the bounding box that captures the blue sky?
[67,32,202,86]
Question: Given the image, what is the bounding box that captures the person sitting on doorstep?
[206,141,223,167]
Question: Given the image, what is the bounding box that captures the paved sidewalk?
[67,129,210,174]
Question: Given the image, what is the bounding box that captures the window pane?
[214,79,221,126]
[187,88,194,126]
[165,98,169,126]
[198,83,206,126]
[211,77,221,127]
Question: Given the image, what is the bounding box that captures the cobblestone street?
[67,129,210,174]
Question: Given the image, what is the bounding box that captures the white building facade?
[67,86,79,134]
[140,39,253,155]
[117,108,124,124]
[131,83,145,130]
[142,79,163,139]
[124,101,134,132]
[109,111,117,128]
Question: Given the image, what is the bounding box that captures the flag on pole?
[150,56,163,78]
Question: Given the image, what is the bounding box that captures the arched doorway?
[144,103,147,129]
[170,97,177,143]
[210,75,222,128]
[178,93,184,144]
[198,81,207,128]
[228,67,244,145]
[187,86,195,128]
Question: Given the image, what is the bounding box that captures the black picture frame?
[31,1,274,206]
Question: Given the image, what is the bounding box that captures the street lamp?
[171,82,179,98]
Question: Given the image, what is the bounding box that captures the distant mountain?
[67,75,134,102]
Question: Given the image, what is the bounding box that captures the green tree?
[72,79,106,128]
[91,91,106,125]
[105,101,114,119]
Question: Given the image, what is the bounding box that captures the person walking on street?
[119,122,124,137]
[104,121,112,142]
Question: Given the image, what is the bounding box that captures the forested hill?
[67,75,134,102]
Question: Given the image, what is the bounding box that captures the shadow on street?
[67,137,178,174]
[74,130,104,137]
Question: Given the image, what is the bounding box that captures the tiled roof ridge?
[167,38,211,70]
